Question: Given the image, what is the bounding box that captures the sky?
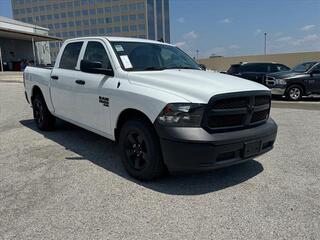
[1,0,320,58]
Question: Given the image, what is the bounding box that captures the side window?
[83,41,111,69]
[276,64,290,72]
[311,64,320,72]
[59,42,83,69]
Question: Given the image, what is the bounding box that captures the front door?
[74,40,115,134]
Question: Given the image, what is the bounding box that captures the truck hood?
[127,69,269,103]
[268,70,305,79]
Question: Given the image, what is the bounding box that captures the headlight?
[157,103,205,127]
[276,79,286,85]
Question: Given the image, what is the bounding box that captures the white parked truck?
[24,37,277,180]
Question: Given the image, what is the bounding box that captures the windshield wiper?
[166,66,199,70]
[142,67,165,71]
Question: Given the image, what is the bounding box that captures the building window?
[61,12,66,18]
[138,14,145,20]
[47,14,52,20]
[90,19,97,25]
[129,14,136,21]
[121,15,128,22]
[122,26,129,32]
[26,8,32,13]
[39,6,45,11]
[76,31,82,36]
[113,16,120,22]
[98,18,104,24]
[84,29,90,35]
[105,7,111,13]
[83,20,89,25]
[54,23,60,29]
[76,20,81,25]
[40,15,46,21]
[27,17,33,22]
[129,3,136,10]
[97,8,103,14]
[53,3,59,9]
[82,9,88,15]
[46,5,52,10]
[91,29,97,35]
[68,22,75,27]
[89,9,96,14]
[32,7,38,12]
[137,2,144,9]
[130,25,137,31]
[75,11,80,17]
[112,6,119,12]
[99,28,105,34]
[68,12,74,17]
[114,26,120,33]
[61,22,67,28]
[121,5,128,13]
[106,28,113,33]
[54,13,59,19]
[62,32,68,38]
[138,24,145,31]
[60,2,65,8]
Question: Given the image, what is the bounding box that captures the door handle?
[51,75,59,80]
[75,80,85,85]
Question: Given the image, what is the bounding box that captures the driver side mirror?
[199,64,207,71]
[80,60,114,76]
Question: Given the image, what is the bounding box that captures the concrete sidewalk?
[0,72,23,83]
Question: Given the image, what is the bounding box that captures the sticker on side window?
[115,45,124,52]
[120,55,133,69]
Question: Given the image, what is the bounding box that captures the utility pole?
[196,49,199,60]
[264,32,267,55]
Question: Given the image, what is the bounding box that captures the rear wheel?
[286,85,303,101]
[32,94,56,131]
[119,119,165,180]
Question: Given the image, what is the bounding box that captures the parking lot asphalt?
[0,82,319,240]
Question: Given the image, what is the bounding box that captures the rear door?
[74,40,115,134]
[50,41,84,120]
[240,64,267,84]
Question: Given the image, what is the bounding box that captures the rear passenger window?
[83,42,112,69]
[59,42,83,70]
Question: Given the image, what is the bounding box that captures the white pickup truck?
[24,36,277,180]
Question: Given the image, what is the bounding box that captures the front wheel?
[119,119,165,180]
[286,85,303,101]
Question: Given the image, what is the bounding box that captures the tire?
[119,119,165,180]
[286,85,303,101]
[32,93,56,131]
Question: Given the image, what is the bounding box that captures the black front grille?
[203,92,271,132]
[213,97,247,109]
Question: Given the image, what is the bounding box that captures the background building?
[0,16,60,71]
[12,0,170,61]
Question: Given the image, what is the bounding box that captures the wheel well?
[31,85,43,103]
[286,83,306,95]
[114,109,154,143]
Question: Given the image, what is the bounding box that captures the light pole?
[264,32,267,55]
[196,49,199,60]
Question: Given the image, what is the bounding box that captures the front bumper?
[270,87,286,96]
[155,119,277,172]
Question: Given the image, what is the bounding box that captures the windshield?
[110,41,200,71]
[292,62,317,72]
